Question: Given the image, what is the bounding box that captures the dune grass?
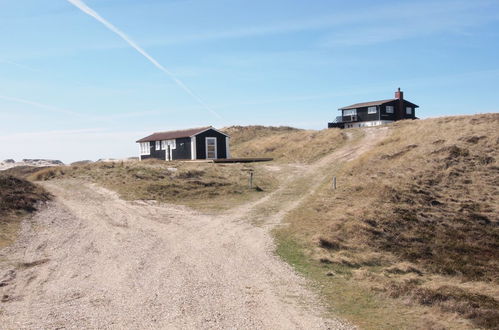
[225,125,349,163]
[29,159,279,211]
[275,114,499,329]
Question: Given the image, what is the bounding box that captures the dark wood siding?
[342,100,417,123]
[343,106,379,122]
[151,141,166,160]
[380,100,398,121]
[195,129,228,159]
[401,100,417,119]
[172,137,191,160]
[140,141,162,160]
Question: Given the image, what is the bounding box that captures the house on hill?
[136,126,230,161]
[329,88,419,129]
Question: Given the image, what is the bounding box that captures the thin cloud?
[0,128,106,141]
[66,0,221,119]
[0,94,170,121]
[0,57,39,72]
[0,94,86,117]
[118,0,499,48]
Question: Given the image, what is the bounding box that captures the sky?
[1,0,498,163]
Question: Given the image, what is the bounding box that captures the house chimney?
[395,88,404,120]
[395,87,403,100]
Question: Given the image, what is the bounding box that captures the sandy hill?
[1,114,497,329]
[275,113,499,329]
[224,125,350,163]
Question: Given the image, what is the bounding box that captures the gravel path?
[0,128,386,329]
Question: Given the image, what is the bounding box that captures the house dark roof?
[339,99,397,110]
[136,126,227,143]
[339,98,419,110]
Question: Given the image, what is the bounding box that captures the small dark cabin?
[329,88,419,129]
[136,126,230,161]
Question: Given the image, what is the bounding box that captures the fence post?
[249,171,254,189]
[332,176,337,190]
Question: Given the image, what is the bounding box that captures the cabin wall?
[401,100,417,119]
[195,129,228,159]
[140,141,159,160]
[151,142,166,160]
[172,137,192,160]
[359,107,379,122]
[380,100,398,121]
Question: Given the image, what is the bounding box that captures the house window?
[343,109,357,116]
[161,140,176,150]
[386,106,394,114]
[155,141,161,150]
[406,107,412,115]
[140,142,150,155]
[206,137,217,159]
[368,106,377,114]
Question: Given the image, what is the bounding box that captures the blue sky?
[1,0,498,162]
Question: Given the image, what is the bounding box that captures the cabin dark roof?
[136,126,213,142]
[137,126,230,142]
[339,98,419,110]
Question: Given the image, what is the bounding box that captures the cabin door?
[206,137,217,159]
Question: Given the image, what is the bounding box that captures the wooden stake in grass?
[249,170,254,189]
[242,168,255,189]
[332,176,337,190]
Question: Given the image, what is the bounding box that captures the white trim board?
[191,136,197,160]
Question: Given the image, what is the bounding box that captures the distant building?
[329,88,419,129]
[136,126,230,161]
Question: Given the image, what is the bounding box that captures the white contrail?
[66,0,221,119]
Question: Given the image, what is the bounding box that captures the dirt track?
[0,128,387,329]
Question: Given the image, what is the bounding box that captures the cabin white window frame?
[140,142,150,155]
[406,107,412,115]
[385,106,394,114]
[368,106,377,114]
[161,140,176,150]
[155,141,161,151]
[343,109,357,116]
[205,137,217,159]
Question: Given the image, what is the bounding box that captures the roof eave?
[189,126,230,138]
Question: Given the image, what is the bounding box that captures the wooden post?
[332,176,337,190]
[249,171,254,189]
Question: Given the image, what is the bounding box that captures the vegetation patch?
[29,160,278,211]
[0,174,51,247]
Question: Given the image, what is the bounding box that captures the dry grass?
[0,174,51,247]
[29,159,279,211]
[225,125,349,163]
[277,114,499,329]
[1,165,52,179]
[222,125,300,145]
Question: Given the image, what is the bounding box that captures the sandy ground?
[0,128,387,329]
